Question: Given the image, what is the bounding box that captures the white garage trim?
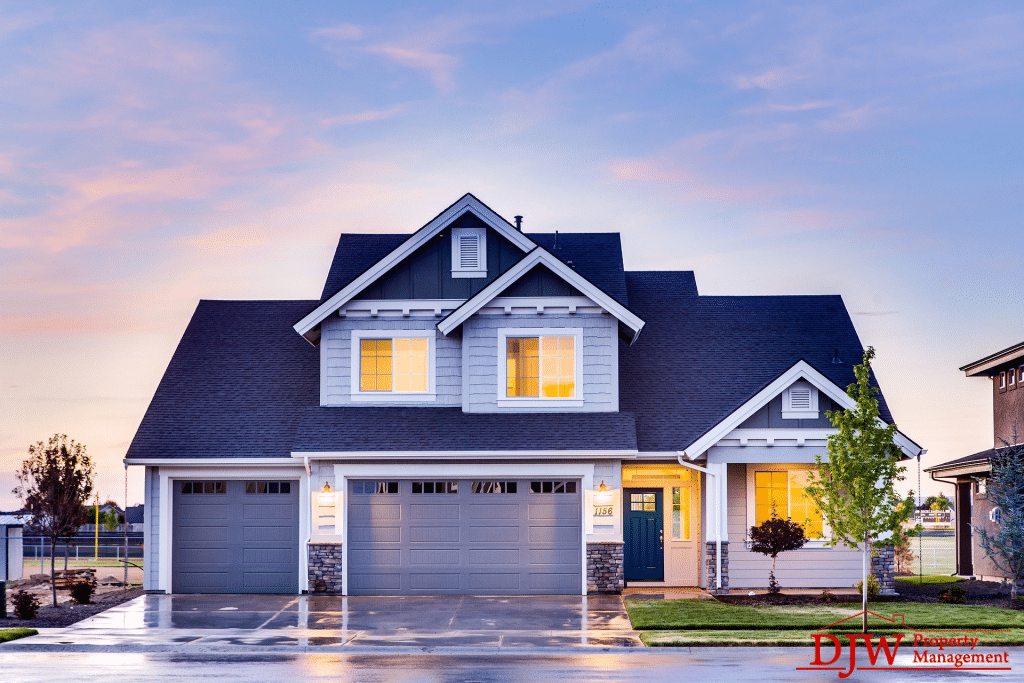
[156,466,308,594]
[333,463,595,595]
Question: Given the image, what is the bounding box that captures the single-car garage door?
[172,479,299,593]
[347,478,581,595]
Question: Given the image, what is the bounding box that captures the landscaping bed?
[711,578,1021,609]
[2,586,144,629]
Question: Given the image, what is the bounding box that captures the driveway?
[4,594,642,651]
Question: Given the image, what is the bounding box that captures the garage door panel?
[176,504,229,521]
[243,547,293,564]
[177,548,228,564]
[243,525,293,542]
[242,503,294,519]
[409,548,460,565]
[348,478,580,595]
[178,525,229,542]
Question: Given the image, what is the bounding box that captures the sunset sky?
[2,1,1022,509]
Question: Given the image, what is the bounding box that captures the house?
[926,341,1024,579]
[124,193,922,596]
[0,513,25,582]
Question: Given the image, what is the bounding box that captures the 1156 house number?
[593,505,614,516]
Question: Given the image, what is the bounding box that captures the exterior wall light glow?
[594,480,613,505]
[317,481,334,505]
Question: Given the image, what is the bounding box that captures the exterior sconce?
[594,480,614,506]
[317,481,334,506]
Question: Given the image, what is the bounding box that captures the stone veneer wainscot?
[586,541,624,594]
[308,543,343,594]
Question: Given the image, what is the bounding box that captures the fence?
[14,535,143,578]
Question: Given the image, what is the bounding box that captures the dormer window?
[451,227,487,278]
[496,327,584,408]
[782,381,819,419]
[349,330,436,402]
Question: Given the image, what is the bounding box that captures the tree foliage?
[13,434,94,607]
[749,513,808,594]
[803,347,917,632]
[975,443,1024,599]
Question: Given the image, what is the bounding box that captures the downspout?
[676,452,720,590]
[303,456,312,593]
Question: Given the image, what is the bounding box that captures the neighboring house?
[927,342,1024,579]
[0,513,25,581]
[126,505,144,533]
[124,193,922,596]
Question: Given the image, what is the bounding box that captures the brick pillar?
[705,541,729,595]
[586,541,624,594]
[872,545,897,596]
[308,542,343,594]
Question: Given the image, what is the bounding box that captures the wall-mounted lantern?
[593,480,615,515]
[317,481,334,506]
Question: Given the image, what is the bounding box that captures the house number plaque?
[593,504,614,516]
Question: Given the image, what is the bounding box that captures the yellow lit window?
[754,469,824,539]
[360,338,427,392]
[506,336,575,398]
[672,486,690,540]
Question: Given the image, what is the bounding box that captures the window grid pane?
[360,339,393,392]
[393,338,428,392]
[672,487,690,540]
[507,338,540,397]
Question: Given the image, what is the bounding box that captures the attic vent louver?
[789,387,812,410]
[782,381,818,419]
[451,226,487,278]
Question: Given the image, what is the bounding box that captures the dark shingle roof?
[294,408,636,451]
[125,300,320,460]
[926,448,1004,473]
[619,271,892,452]
[320,234,408,301]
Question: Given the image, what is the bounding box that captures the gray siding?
[738,394,840,429]
[321,317,461,407]
[725,463,863,589]
[463,313,618,413]
[145,466,159,591]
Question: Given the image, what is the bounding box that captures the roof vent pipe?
[514,215,523,231]
[554,230,558,250]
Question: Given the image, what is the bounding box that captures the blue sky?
[1,1,1022,507]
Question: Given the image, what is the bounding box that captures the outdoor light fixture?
[594,480,613,505]
[317,481,334,505]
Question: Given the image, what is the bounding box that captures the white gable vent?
[782,380,819,419]
[452,227,487,278]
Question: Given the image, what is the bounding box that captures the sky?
[1,0,1022,510]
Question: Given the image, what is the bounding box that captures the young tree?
[13,434,94,607]
[975,443,1024,599]
[804,347,917,633]
[100,500,124,532]
[749,512,808,594]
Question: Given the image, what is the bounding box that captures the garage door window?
[471,481,517,494]
[530,480,577,494]
[181,481,226,495]
[352,481,399,494]
[245,481,291,495]
[412,481,458,494]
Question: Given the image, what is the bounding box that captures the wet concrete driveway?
[6,594,642,651]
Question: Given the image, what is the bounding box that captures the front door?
[624,489,664,581]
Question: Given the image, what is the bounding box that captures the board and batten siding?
[144,466,159,591]
[462,313,618,413]
[320,316,461,407]
[725,463,863,589]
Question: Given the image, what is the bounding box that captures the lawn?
[625,599,1024,647]
[896,575,964,586]
[0,629,38,644]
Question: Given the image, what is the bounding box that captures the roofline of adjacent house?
[960,341,1024,376]
[292,194,537,345]
[677,358,923,460]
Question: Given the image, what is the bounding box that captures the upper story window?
[1009,368,1016,389]
[497,328,584,408]
[451,226,487,278]
[999,372,1007,390]
[350,330,435,401]
[782,380,819,419]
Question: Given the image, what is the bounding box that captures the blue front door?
[624,488,664,581]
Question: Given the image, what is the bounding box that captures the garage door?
[347,478,581,595]
[172,479,299,593]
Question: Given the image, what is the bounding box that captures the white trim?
[294,195,535,343]
[126,458,299,466]
[479,296,601,316]
[293,450,638,460]
[334,462,595,596]
[339,299,464,319]
[349,330,436,401]
[451,226,487,278]
[744,463,831,547]
[155,465,309,594]
[678,360,923,460]
[437,249,645,342]
[782,380,819,419]
[497,327,584,407]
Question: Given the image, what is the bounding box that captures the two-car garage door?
[347,479,582,595]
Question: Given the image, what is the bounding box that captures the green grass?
[641,629,1024,647]
[625,599,1024,632]
[0,629,38,644]
[896,575,964,586]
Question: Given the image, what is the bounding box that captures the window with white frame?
[451,226,487,278]
[496,328,584,407]
[782,380,819,419]
[748,466,826,540]
[350,330,435,400]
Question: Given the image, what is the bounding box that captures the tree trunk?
[862,532,869,634]
[50,537,57,607]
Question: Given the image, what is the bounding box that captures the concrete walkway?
[3,594,642,652]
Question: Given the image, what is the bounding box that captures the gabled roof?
[436,248,645,343]
[294,194,536,344]
[926,448,996,475]
[618,272,905,452]
[960,341,1024,377]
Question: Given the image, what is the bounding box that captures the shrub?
[749,513,808,594]
[854,575,880,600]
[938,585,967,604]
[69,581,94,605]
[818,589,839,604]
[13,590,41,620]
